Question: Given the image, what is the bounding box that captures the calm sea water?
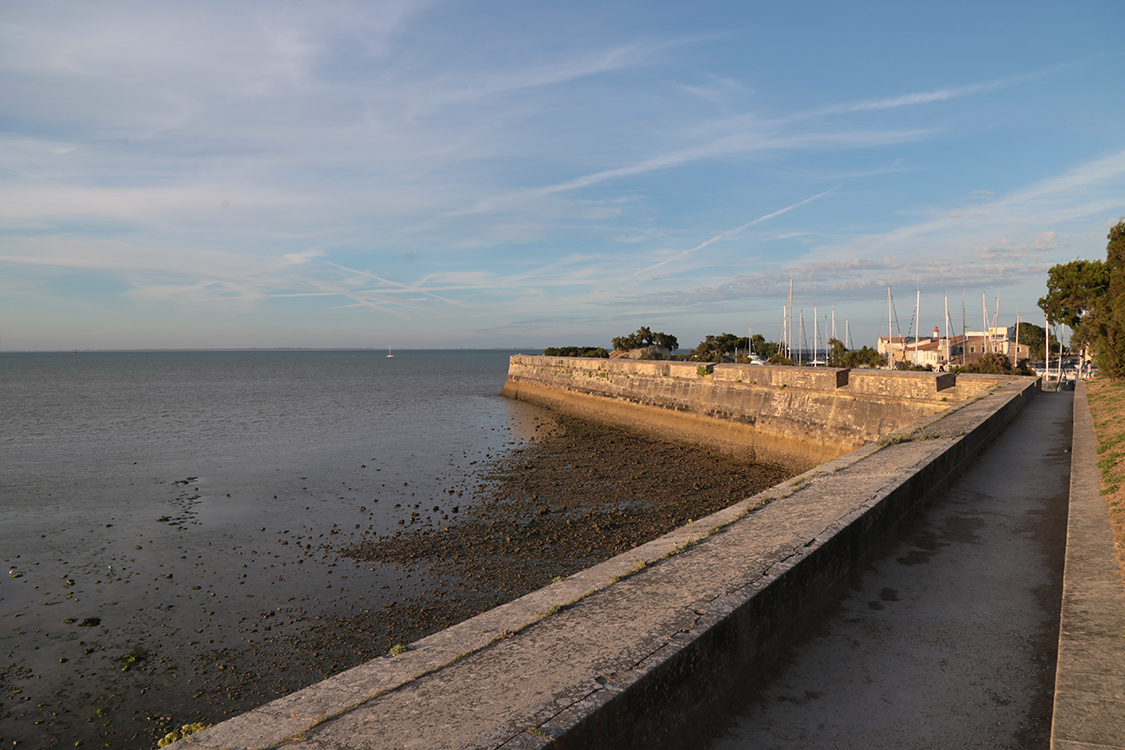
[0,349,545,745]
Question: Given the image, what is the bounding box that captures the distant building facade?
[878,326,1029,369]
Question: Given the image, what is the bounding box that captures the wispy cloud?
[621,186,840,282]
[0,2,1120,349]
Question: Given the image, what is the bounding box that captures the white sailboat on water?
[387,347,394,358]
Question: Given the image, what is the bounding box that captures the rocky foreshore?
[7,412,789,749]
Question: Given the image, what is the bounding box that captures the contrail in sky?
[622,185,840,282]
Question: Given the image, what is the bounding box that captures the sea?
[0,349,546,747]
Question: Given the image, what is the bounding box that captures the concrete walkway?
[1052,381,1125,749]
[704,390,1074,749]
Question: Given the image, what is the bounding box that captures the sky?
[2,0,1124,352]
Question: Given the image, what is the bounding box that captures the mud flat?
[342,412,790,612]
[0,411,787,750]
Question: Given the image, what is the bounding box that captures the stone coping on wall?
[508,356,1012,405]
[169,377,1037,750]
[522,356,962,398]
[501,356,1025,474]
[1051,380,1125,749]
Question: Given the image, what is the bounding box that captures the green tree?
[841,345,886,368]
[611,327,678,353]
[768,352,795,366]
[1039,258,1109,353]
[1101,221,1125,378]
[1039,219,1125,378]
[543,346,609,358]
[1015,322,1046,361]
[691,332,745,362]
[823,338,885,368]
[747,334,780,361]
[954,351,1013,375]
[827,338,848,367]
[1013,321,1063,362]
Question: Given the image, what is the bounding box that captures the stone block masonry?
[501,356,1005,472]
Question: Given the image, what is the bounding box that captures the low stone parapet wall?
[170,374,1039,750]
[500,355,1019,472]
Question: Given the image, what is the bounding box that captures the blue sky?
[2,0,1123,351]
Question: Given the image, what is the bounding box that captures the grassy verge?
[1084,379,1125,579]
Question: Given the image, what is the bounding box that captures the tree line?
[544,327,886,367]
[1040,220,1125,378]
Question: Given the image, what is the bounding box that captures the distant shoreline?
[0,347,535,354]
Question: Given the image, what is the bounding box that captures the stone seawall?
[169,372,1039,750]
[500,356,1000,472]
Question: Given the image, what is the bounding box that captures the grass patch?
[1098,432,1125,454]
[609,558,648,583]
[1086,379,1125,581]
[876,430,946,448]
[672,537,701,555]
[389,643,410,656]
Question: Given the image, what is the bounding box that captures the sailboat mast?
[813,305,819,365]
[783,305,792,362]
[887,286,893,368]
[1014,311,1020,367]
[983,293,989,354]
[961,294,967,366]
[914,289,921,363]
[799,308,805,366]
[788,278,794,361]
[994,295,1002,359]
[944,294,950,367]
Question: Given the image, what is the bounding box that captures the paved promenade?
[705,390,1074,749]
[1052,381,1125,749]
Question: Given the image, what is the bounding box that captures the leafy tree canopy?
[1104,221,1125,378]
[543,346,609,358]
[842,345,886,369]
[1013,321,1061,361]
[1039,259,1109,330]
[611,327,678,353]
[1039,259,1109,354]
[952,351,1033,376]
[690,332,783,362]
[1039,219,1125,378]
[827,338,885,368]
[691,332,745,362]
[827,338,848,368]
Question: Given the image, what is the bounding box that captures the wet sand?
[0,412,788,748]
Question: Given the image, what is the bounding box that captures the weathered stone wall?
[500,355,1006,472]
